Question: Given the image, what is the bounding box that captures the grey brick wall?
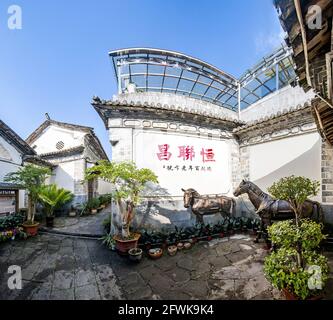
[322,141,333,203]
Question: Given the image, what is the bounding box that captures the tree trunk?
[27,195,35,224]
[294,205,303,268]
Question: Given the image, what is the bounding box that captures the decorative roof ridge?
[234,100,313,133]
[26,119,94,145]
[91,96,245,125]
[0,119,36,156]
[39,145,85,158]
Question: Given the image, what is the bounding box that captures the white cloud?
[255,28,287,55]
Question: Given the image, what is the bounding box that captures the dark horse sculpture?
[182,188,236,224]
[233,180,323,242]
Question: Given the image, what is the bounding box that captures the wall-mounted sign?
[134,132,231,196]
[0,190,16,196]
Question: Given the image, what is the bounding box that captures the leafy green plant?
[264,248,329,300]
[85,161,158,239]
[5,164,51,224]
[0,213,25,231]
[268,219,326,251]
[264,176,329,299]
[85,198,100,211]
[98,194,112,206]
[38,184,74,217]
[101,233,115,249]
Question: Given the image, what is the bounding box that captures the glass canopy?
[109,46,297,112]
[239,46,297,110]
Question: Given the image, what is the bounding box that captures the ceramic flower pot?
[113,233,141,256]
[148,248,163,259]
[167,245,177,256]
[128,248,143,262]
[184,242,192,250]
[177,242,184,250]
[22,222,40,237]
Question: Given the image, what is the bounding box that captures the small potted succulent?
[86,198,100,214]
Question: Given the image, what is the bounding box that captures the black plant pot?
[46,216,54,228]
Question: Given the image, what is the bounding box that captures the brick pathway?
[0,233,332,300]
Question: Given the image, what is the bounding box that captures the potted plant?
[264,176,330,300]
[128,248,143,262]
[38,184,74,228]
[85,161,158,255]
[5,164,51,236]
[69,205,77,217]
[86,198,100,214]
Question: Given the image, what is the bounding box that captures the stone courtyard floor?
[1,232,332,300]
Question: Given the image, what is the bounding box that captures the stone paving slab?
[0,233,332,300]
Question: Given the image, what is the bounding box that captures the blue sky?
[0,0,284,158]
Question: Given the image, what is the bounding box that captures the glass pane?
[130,64,147,74]
[263,76,277,91]
[165,66,182,76]
[163,76,179,89]
[182,70,198,81]
[120,64,130,75]
[253,85,271,98]
[192,82,209,95]
[205,87,220,99]
[243,94,258,105]
[148,75,163,88]
[244,79,261,92]
[197,75,213,85]
[148,64,165,74]
[211,81,226,91]
[177,79,194,92]
[131,75,146,88]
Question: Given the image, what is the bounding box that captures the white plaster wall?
[49,161,75,192]
[133,129,233,197]
[0,135,23,182]
[109,127,133,162]
[97,179,111,195]
[240,85,315,122]
[0,136,27,210]
[31,125,85,154]
[247,132,321,201]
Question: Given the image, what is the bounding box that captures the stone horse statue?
[233,179,323,242]
[182,188,236,224]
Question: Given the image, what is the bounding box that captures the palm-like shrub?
[5,164,51,224]
[38,184,74,217]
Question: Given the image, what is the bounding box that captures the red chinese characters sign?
[157,144,216,171]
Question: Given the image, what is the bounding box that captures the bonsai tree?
[264,176,329,299]
[264,219,329,299]
[5,164,51,225]
[85,160,158,238]
[268,175,320,266]
[38,184,74,217]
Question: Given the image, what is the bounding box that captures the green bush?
[268,219,326,251]
[98,194,112,206]
[0,213,25,231]
[264,247,329,300]
[85,198,100,210]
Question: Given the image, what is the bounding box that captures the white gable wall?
[31,125,86,154]
[0,135,26,210]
